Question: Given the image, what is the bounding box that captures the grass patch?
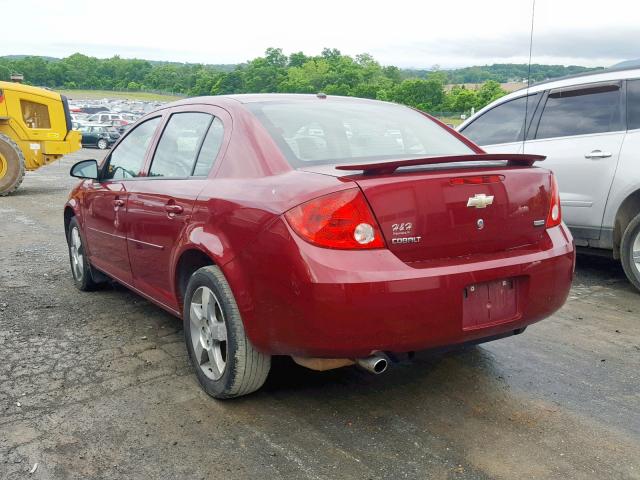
[434,116,464,127]
[57,89,184,102]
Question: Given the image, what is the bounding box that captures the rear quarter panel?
[602,129,640,229]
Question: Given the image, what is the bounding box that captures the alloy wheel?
[189,286,228,380]
[70,227,84,281]
[633,230,640,273]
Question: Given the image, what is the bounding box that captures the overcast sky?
[2,0,639,68]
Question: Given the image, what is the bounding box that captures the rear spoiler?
[335,153,546,175]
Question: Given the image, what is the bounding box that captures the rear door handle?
[584,150,612,159]
[112,199,125,208]
[165,204,184,215]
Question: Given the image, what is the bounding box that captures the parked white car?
[459,67,640,290]
[87,112,135,124]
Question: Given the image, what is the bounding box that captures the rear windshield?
[247,100,474,167]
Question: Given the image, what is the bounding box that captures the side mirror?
[70,159,99,180]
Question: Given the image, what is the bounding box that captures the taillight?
[284,188,385,249]
[546,174,562,228]
[450,174,504,185]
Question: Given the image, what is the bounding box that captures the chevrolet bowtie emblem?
[467,193,494,209]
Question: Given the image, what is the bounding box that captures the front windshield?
[247,100,474,167]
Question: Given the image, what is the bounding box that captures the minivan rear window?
[247,100,474,167]
[627,79,640,130]
[536,84,622,139]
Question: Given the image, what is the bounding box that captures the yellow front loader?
[0,81,81,195]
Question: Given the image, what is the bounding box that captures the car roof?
[0,81,62,101]
[224,93,386,104]
[492,67,640,104]
[161,93,399,109]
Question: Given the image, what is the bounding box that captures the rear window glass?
[536,84,622,139]
[20,100,51,129]
[627,79,640,130]
[150,112,212,178]
[247,100,474,167]
[193,117,224,176]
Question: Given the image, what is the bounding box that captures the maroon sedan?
[64,94,575,399]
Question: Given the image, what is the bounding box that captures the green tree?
[390,77,445,111]
[475,80,506,109]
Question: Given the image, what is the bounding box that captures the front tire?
[67,217,101,291]
[621,213,640,292]
[183,266,271,399]
[97,138,108,150]
[0,133,26,196]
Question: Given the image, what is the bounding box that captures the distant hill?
[403,63,604,84]
[0,54,236,72]
[1,54,59,62]
[611,58,640,69]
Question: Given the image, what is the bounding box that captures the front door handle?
[165,204,184,215]
[584,149,612,159]
[112,199,125,208]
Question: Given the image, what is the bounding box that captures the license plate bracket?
[462,278,519,330]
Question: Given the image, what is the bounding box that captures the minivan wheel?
[67,217,101,291]
[97,138,108,150]
[183,266,271,399]
[621,213,640,292]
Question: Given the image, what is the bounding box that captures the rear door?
[83,117,162,283]
[521,82,626,237]
[126,108,227,307]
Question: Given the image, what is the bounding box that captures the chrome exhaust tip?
[355,353,389,375]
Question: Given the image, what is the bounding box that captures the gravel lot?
[1,150,639,479]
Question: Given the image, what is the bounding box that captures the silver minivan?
[459,67,640,291]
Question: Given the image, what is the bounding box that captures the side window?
[149,112,212,178]
[20,100,51,129]
[103,117,161,180]
[460,94,539,146]
[193,117,225,176]
[627,79,640,130]
[536,84,622,139]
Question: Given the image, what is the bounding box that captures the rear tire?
[97,138,108,150]
[67,217,102,291]
[183,265,271,399]
[0,133,26,196]
[621,213,640,292]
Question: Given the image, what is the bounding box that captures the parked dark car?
[79,106,109,115]
[78,124,120,149]
[64,94,575,399]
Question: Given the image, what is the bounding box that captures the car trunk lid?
[300,155,552,263]
[356,166,551,262]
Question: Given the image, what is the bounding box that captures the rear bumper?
[231,221,575,358]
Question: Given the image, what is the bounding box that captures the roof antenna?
[523,0,536,154]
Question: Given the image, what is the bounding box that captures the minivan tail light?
[285,188,385,249]
[546,174,562,228]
